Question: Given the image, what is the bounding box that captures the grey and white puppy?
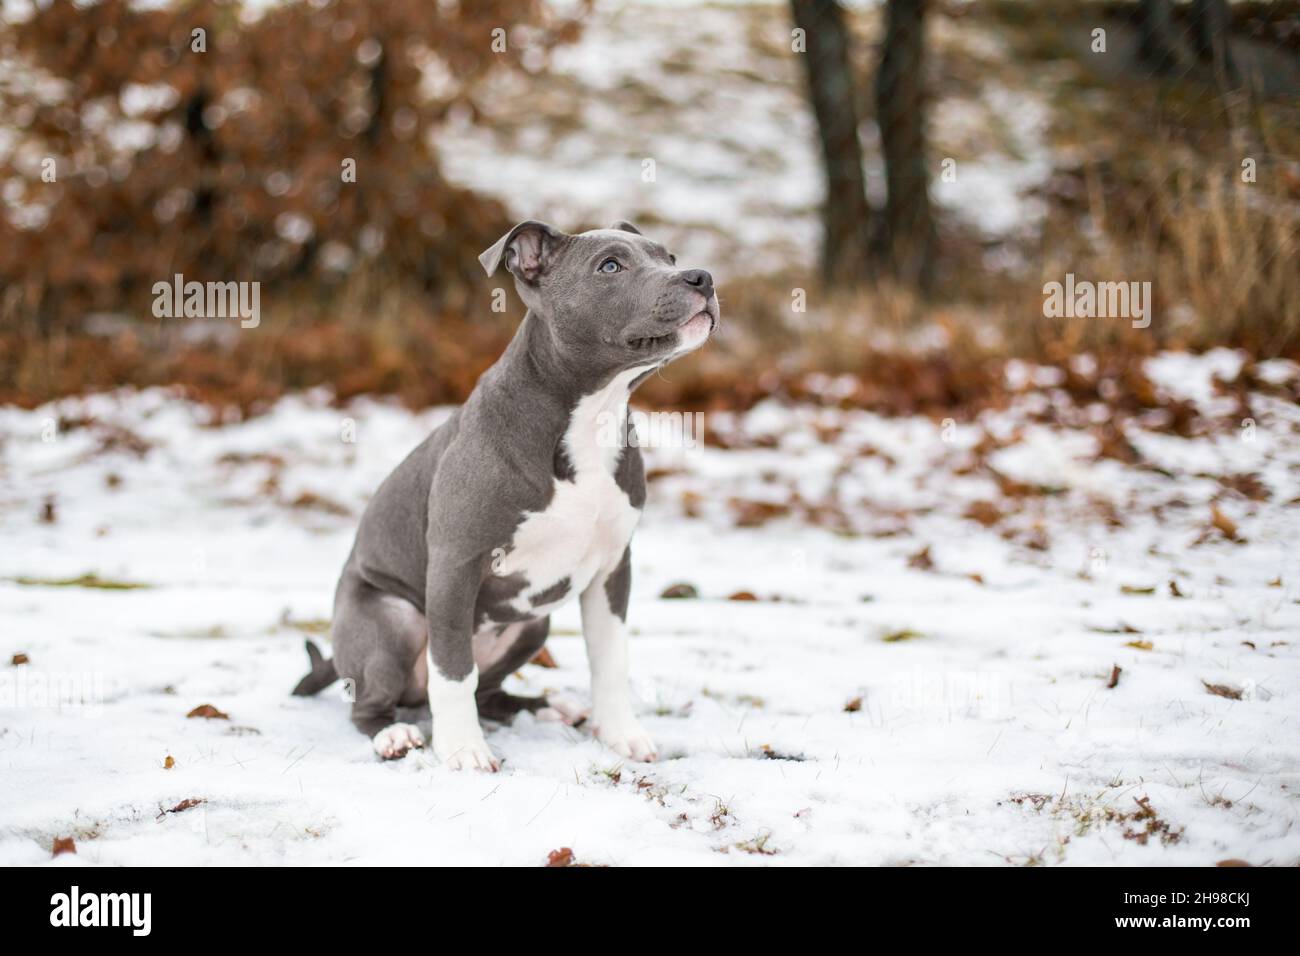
[293,220,717,770]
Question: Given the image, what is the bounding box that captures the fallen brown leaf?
[907,545,935,571]
[288,490,352,517]
[1168,579,1185,598]
[729,498,790,528]
[1094,423,1142,464]
[1125,640,1154,651]
[659,582,698,599]
[167,798,205,814]
[727,591,759,602]
[988,468,1038,498]
[186,704,229,720]
[1217,473,1269,501]
[1021,525,1051,551]
[546,847,575,868]
[11,653,29,666]
[963,500,1002,527]
[52,836,76,857]
[844,696,863,713]
[164,755,175,769]
[1210,505,1241,542]
[1216,859,1252,867]
[1202,680,1243,700]
[680,490,702,518]
[529,647,558,669]
[1107,664,1122,689]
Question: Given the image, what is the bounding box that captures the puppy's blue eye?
[598,258,621,274]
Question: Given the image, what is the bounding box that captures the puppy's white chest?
[499,471,638,609]
[494,364,651,616]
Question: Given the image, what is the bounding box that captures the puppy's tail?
[291,640,339,697]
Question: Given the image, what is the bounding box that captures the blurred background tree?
[789,0,874,288]
[1192,0,1238,85]
[1138,0,1180,72]
[1139,0,1238,82]
[791,0,935,291]
[874,0,935,291]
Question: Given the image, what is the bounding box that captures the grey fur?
[295,220,718,751]
[291,640,338,697]
[604,546,633,622]
[528,577,571,607]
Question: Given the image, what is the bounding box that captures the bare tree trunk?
[790,0,874,288]
[1191,0,1238,87]
[875,0,935,291]
[1137,0,1179,74]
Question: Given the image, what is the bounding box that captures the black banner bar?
[2,864,1285,941]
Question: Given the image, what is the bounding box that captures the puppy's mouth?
[627,330,678,352]
[679,308,716,337]
[626,306,716,353]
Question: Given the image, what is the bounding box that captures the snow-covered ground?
[2,349,1298,866]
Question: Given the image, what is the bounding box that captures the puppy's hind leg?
[475,618,589,726]
[357,655,426,760]
[332,576,427,759]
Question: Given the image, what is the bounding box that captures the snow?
[1145,347,1250,413]
[2,351,1298,866]
[434,1,1054,277]
[433,1,823,276]
[930,83,1054,239]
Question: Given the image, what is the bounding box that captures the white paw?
[536,694,590,726]
[593,712,658,762]
[436,734,500,772]
[372,722,425,760]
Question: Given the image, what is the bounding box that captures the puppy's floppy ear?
[610,220,642,236]
[478,220,563,282]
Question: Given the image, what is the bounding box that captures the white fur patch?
[493,365,651,617]
[427,662,499,771]
[673,312,713,353]
[372,722,425,759]
[580,577,658,762]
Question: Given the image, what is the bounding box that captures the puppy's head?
[479,220,718,375]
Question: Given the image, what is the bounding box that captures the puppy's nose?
[680,269,714,299]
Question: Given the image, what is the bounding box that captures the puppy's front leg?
[425,554,499,772]
[582,547,657,762]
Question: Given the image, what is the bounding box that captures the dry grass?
[0,266,514,414]
[1155,169,1298,353]
[986,0,1300,359]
